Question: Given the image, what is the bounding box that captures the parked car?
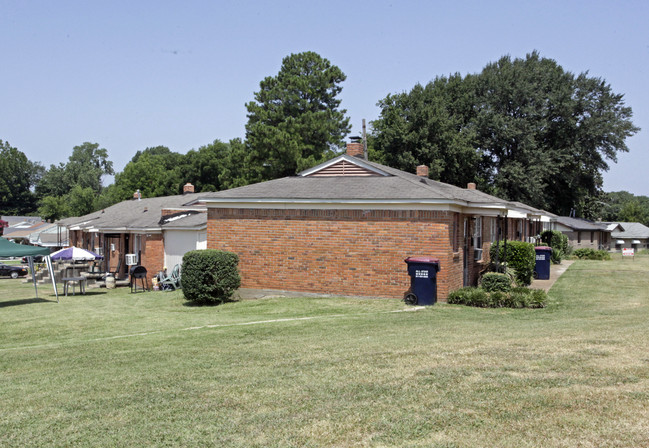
[22,255,45,263]
[0,263,28,279]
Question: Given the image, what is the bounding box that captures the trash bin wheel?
[533,271,539,279]
[404,293,418,306]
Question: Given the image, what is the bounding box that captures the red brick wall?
[207,208,467,300]
[142,234,164,283]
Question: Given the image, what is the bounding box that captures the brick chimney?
[416,165,429,177]
[183,183,195,194]
[346,137,364,158]
[133,189,141,200]
[467,182,477,190]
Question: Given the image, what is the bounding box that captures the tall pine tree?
[244,51,351,183]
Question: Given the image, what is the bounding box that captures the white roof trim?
[298,155,390,177]
[203,199,468,211]
[506,210,528,219]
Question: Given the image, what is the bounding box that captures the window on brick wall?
[491,217,498,242]
[590,231,594,243]
[473,216,482,248]
[133,234,141,264]
[453,214,459,252]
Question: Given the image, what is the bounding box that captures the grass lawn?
[1,256,648,447]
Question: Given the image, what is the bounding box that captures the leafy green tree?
[244,51,351,182]
[617,200,649,225]
[35,163,68,198]
[65,142,114,192]
[217,138,249,189]
[37,142,114,199]
[112,146,183,200]
[372,52,639,216]
[67,185,97,217]
[372,74,480,185]
[38,196,70,222]
[179,140,236,192]
[94,184,123,211]
[603,191,649,225]
[0,140,43,215]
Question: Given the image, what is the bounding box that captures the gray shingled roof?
[196,155,512,207]
[609,222,649,239]
[59,193,208,231]
[556,216,609,231]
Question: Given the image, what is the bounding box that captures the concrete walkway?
[530,259,574,292]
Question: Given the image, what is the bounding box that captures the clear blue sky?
[2,0,647,194]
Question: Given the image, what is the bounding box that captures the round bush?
[181,249,241,304]
[490,240,536,286]
[481,272,512,292]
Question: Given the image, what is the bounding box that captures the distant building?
[605,222,649,252]
[554,216,614,250]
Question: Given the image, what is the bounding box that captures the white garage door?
[164,230,206,270]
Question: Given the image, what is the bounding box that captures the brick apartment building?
[59,184,207,283]
[195,142,551,300]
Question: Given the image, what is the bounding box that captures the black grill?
[130,265,147,278]
[129,265,149,292]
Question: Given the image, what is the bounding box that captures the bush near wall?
[448,286,547,309]
[572,248,611,260]
[480,272,512,292]
[181,250,241,304]
[540,230,570,264]
[489,240,536,286]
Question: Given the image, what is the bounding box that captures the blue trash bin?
[534,246,552,280]
[404,257,440,305]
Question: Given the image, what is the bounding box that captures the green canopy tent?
[0,237,58,302]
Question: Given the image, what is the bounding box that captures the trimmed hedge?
[572,248,611,260]
[181,249,241,304]
[540,230,570,264]
[480,272,512,292]
[489,240,536,286]
[448,286,547,309]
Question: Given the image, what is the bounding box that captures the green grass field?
[1,256,648,447]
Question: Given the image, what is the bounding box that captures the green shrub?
[467,288,489,307]
[572,248,611,260]
[448,287,480,305]
[489,291,507,308]
[481,272,512,292]
[529,289,548,308]
[181,249,241,304]
[447,286,546,309]
[540,230,569,264]
[490,240,536,286]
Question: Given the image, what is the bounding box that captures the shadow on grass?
[0,297,57,308]
[182,298,239,307]
[59,290,108,298]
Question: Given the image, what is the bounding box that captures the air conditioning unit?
[125,254,137,266]
[95,247,103,256]
[473,249,483,261]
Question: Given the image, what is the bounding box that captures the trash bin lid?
[535,246,552,251]
[405,256,440,264]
